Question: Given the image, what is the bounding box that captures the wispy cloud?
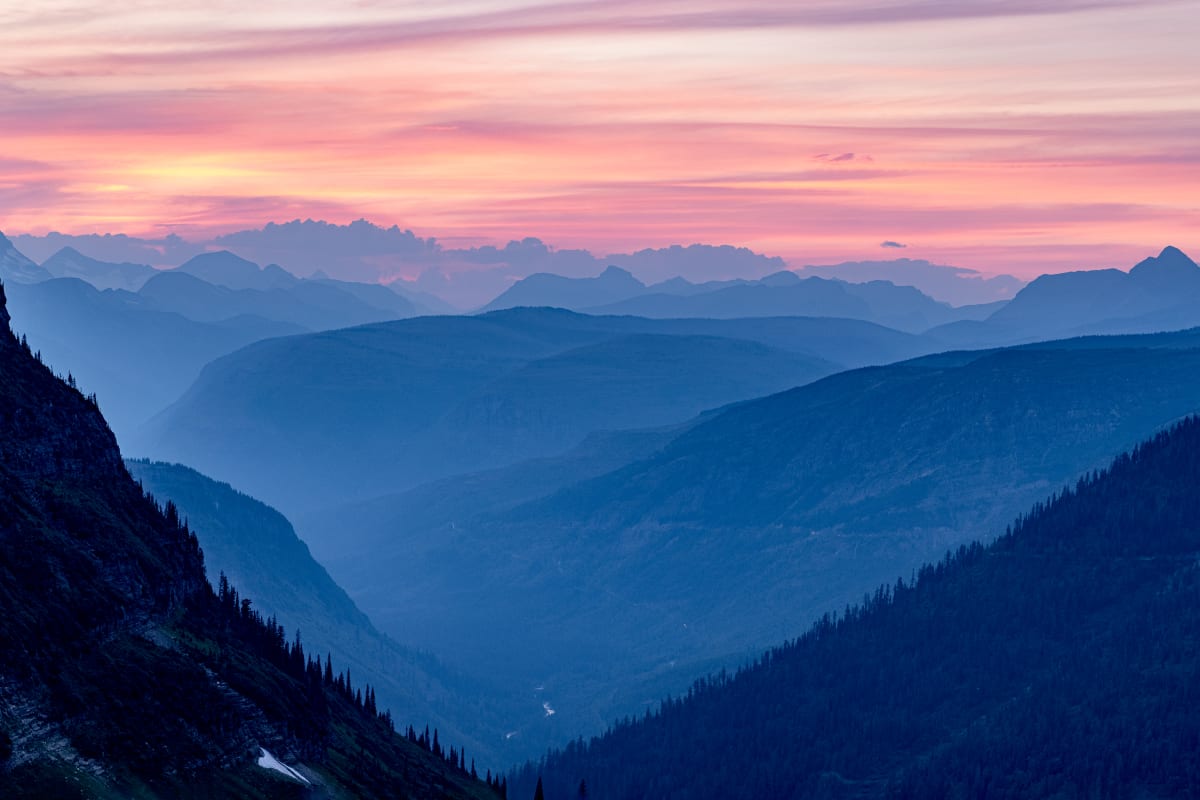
[0,0,1196,275]
[10,1,1177,71]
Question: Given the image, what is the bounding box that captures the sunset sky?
[1,0,1197,276]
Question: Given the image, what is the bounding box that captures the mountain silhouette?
[173,250,299,291]
[937,246,1200,345]
[133,309,846,513]
[0,232,51,284]
[585,276,1002,332]
[481,265,646,312]
[3,277,302,438]
[139,269,411,331]
[41,246,156,290]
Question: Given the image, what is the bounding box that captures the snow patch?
[257,747,310,784]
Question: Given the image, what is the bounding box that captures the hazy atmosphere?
[2,2,1199,799]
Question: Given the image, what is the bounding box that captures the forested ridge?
[515,415,1200,799]
[0,280,498,799]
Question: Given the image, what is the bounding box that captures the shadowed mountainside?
[0,281,499,799]
[125,460,525,767]
[515,415,1200,799]
[133,309,909,513]
[301,333,1200,750]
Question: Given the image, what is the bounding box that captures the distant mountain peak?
[175,249,298,290]
[598,264,640,283]
[1129,245,1199,282]
[480,263,647,311]
[0,230,52,284]
[759,270,801,286]
[38,247,158,291]
[187,249,256,267]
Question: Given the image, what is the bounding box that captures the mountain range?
[298,332,1200,747]
[514,415,1200,798]
[131,308,940,514]
[11,220,1025,309]
[933,245,1200,346]
[5,223,1200,796]
[794,257,1025,305]
[482,266,1003,333]
[0,241,439,440]
[40,247,156,291]
[3,277,302,438]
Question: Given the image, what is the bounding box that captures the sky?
[1,0,1198,278]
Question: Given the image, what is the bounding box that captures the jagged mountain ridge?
[482,264,998,332]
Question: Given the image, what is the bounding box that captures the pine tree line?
[400,721,508,797]
[512,416,1200,799]
[138,484,489,786]
[215,571,398,733]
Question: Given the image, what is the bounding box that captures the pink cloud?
[0,0,1195,279]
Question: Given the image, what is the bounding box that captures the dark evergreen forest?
[514,415,1200,799]
[0,279,497,799]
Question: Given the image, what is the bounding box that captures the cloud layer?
[1,0,1197,277]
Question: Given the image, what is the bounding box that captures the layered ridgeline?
[481,246,1200,348]
[125,460,524,767]
[0,283,497,799]
[134,309,929,513]
[0,236,433,441]
[41,247,156,291]
[514,416,1200,799]
[481,265,1002,332]
[298,332,1200,753]
[2,277,301,438]
[932,246,1200,347]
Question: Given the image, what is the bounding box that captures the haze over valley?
[3,1,1199,796]
[5,223,1200,778]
